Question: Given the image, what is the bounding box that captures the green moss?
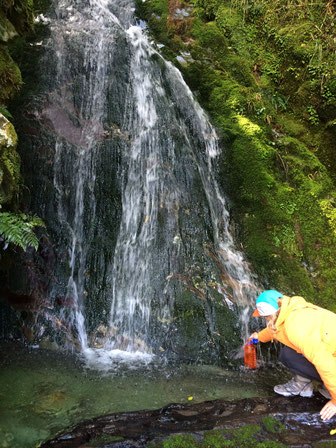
[319,198,336,239]
[0,48,22,105]
[6,0,35,35]
[0,113,20,204]
[163,435,197,448]
[192,21,229,59]
[194,0,220,21]
[135,0,169,44]
[279,116,308,139]
[0,0,38,210]
[201,429,228,448]
[261,416,285,434]
[150,425,287,448]
[236,116,263,137]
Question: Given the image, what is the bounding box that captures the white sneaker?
[274,375,314,398]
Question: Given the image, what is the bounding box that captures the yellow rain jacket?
[257,295,336,404]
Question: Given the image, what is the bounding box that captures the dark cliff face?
[5,0,257,363]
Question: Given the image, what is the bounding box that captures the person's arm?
[303,345,336,420]
[255,327,273,343]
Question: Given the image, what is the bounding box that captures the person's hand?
[250,332,258,340]
[320,400,336,421]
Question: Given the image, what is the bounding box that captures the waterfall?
[18,0,260,363]
[50,0,124,351]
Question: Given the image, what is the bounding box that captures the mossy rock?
[6,0,35,35]
[0,47,22,105]
[0,112,20,204]
[261,416,285,434]
[171,287,241,365]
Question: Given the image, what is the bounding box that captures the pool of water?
[0,341,285,448]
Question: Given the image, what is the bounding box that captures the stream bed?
[0,341,285,448]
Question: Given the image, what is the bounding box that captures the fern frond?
[0,212,46,251]
[0,107,14,120]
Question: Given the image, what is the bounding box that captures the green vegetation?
[261,416,285,434]
[0,0,44,252]
[0,48,22,105]
[147,423,287,447]
[136,0,336,311]
[0,211,45,250]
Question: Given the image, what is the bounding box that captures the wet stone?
[218,409,234,417]
[174,410,199,417]
[40,395,335,448]
[252,403,268,413]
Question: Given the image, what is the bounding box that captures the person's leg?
[273,346,319,397]
[279,346,322,382]
[278,346,332,399]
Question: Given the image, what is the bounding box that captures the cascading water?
[49,0,126,351]
[16,0,261,364]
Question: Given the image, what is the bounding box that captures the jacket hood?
[276,295,311,328]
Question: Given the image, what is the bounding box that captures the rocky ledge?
[41,394,336,448]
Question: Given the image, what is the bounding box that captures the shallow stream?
[0,341,287,448]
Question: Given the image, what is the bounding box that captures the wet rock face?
[10,1,131,346]
[40,395,335,447]
[7,0,259,361]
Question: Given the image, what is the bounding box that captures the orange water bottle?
[244,338,258,369]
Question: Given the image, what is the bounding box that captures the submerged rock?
[40,395,335,447]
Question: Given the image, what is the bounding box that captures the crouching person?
[251,290,336,421]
